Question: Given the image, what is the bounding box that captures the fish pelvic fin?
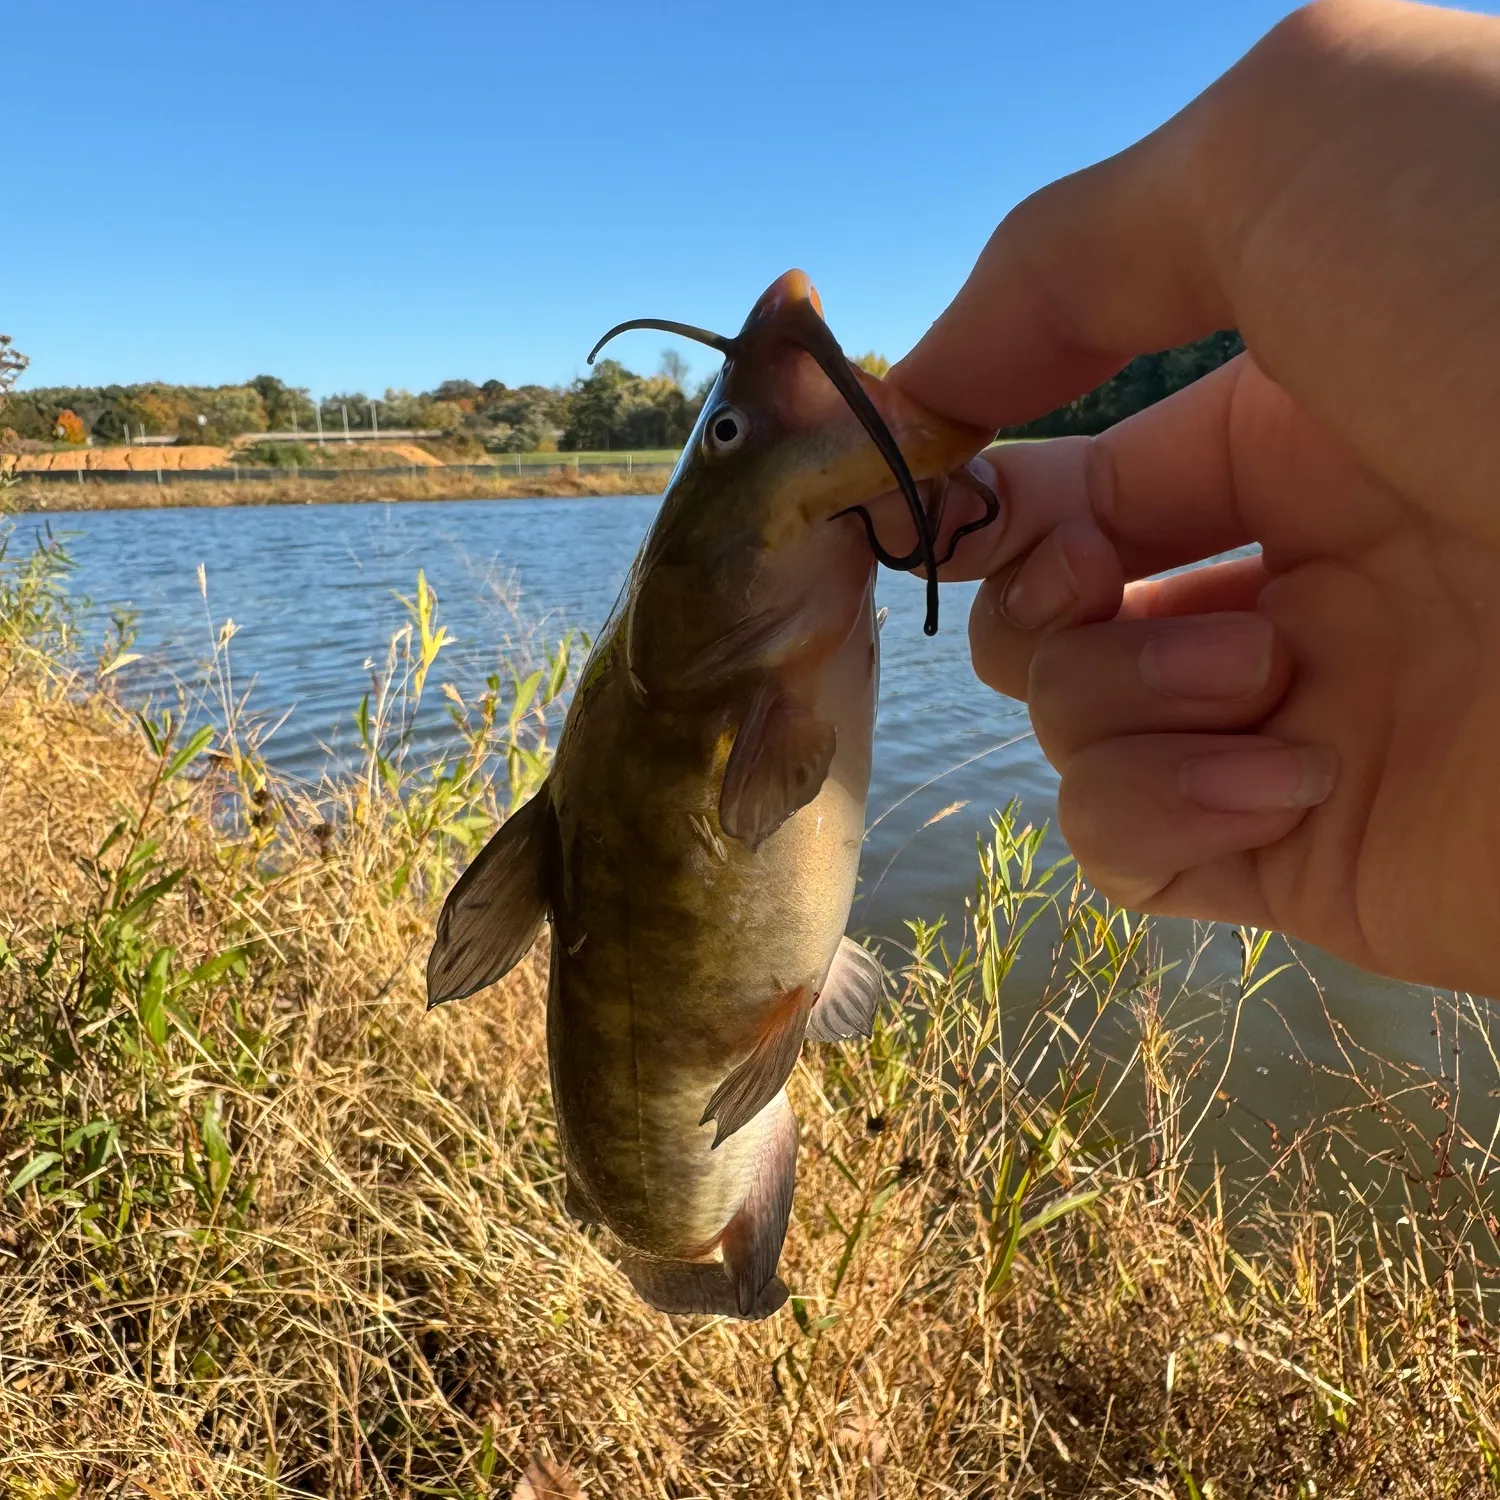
[618,1252,788,1322]
[700,986,811,1148]
[718,678,836,852]
[720,1095,799,1317]
[806,936,887,1043]
[426,786,554,1007]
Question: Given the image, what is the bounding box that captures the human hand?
[874,0,1500,994]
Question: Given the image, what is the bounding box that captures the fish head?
[676,269,992,553]
[587,271,995,693]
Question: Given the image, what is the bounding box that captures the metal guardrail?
[13,460,679,486]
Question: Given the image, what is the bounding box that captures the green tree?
[321,393,373,432]
[999,331,1245,439]
[560,359,632,450]
[248,375,317,432]
[179,386,268,444]
[559,360,703,451]
[1,336,27,453]
[0,335,26,402]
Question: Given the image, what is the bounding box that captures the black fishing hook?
[832,466,1001,577]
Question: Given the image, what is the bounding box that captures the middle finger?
[1027,609,1293,767]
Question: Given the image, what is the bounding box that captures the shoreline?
[2,468,668,512]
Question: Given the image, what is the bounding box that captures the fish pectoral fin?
[720,1096,799,1317]
[426,786,554,1007]
[700,987,811,1148]
[718,680,836,852]
[619,1252,788,1321]
[806,937,887,1043]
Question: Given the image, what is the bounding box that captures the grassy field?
[0,516,1498,1496]
[4,466,672,513]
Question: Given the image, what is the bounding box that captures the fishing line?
[857,730,1036,908]
[862,730,1036,840]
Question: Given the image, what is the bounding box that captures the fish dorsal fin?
[426,787,554,1007]
[718,679,836,852]
[700,986,812,1148]
[806,937,886,1043]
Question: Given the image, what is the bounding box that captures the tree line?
[999,330,1245,438]
[0,362,713,454]
[3,333,1244,453]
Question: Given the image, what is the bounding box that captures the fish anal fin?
[807,937,886,1043]
[700,987,811,1148]
[426,787,553,1008]
[718,679,836,852]
[619,1252,788,1321]
[720,1097,798,1317]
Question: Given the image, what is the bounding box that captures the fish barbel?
[427,270,993,1318]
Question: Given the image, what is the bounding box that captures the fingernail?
[1139,615,1274,700]
[1178,744,1338,812]
[1001,535,1077,631]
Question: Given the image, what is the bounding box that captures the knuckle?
[1260,0,1376,66]
[1081,436,1119,535]
[1024,631,1074,729]
[1083,862,1167,913]
[968,580,1030,699]
[1057,781,1164,909]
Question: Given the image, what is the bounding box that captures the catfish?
[428,270,994,1318]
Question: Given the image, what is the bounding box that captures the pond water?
[34,494,1498,1168]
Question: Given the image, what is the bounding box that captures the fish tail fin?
[720,1095,798,1317]
[618,1100,798,1322]
[619,1253,788,1321]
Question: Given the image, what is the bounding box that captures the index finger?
[885,0,1500,527]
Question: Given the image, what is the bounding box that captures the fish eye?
[702,405,748,456]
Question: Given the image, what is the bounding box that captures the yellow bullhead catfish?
[426,270,994,1319]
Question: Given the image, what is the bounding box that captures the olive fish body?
[545,571,877,1297]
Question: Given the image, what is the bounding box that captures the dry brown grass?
[2,467,668,514]
[0,555,1497,1497]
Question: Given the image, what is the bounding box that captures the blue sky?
[7,1,1495,397]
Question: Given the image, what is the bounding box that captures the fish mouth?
[586,270,993,637]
